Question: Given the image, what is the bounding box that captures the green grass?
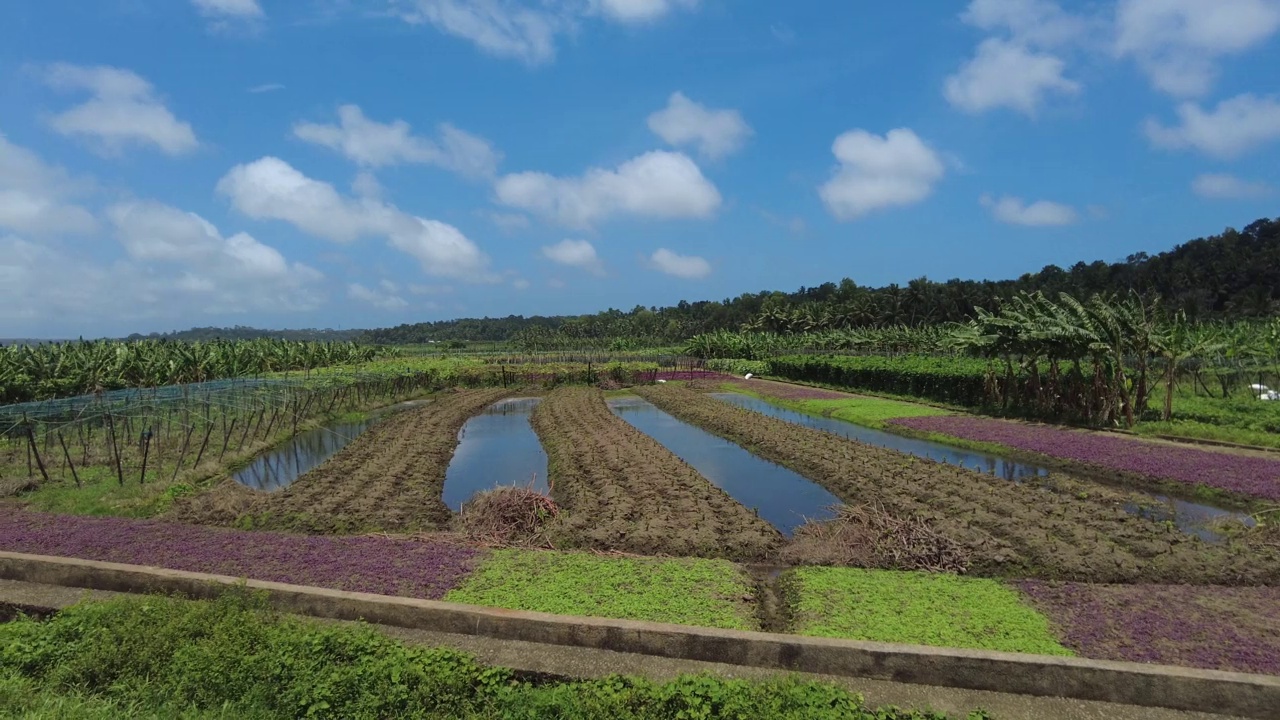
[445,549,758,630]
[723,384,948,429]
[2,591,981,720]
[788,567,1072,656]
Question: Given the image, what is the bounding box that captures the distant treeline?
[363,216,1280,345]
[125,326,365,342]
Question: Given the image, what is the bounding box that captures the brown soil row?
[171,388,511,533]
[531,386,780,560]
[634,385,1280,585]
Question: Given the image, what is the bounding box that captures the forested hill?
[125,326,365,342]
[363,216,1280,344]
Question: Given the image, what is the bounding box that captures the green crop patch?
[445,549,758,630]
[791,397,946,429]
[789,567,1073,656]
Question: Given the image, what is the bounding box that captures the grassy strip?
[446,549,759,630]
[721,381,948,429]
[0,592,988,719]
[789,568,1072,656]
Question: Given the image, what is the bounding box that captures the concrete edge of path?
[1,551,1275,719]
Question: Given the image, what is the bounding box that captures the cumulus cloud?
[217,156,495,281]
[393,0,699,64]
[1115,0,1280,97]
[294,105,501,178]
[191,0,263,17]
[43,64,198,156]
[1144,94,1280,159]
[980,194,1079,226]
[0,133,97,236]
[541,238,605,275]
[819,128,945,221]
[944,39,1080,115]
[1192,173,1273,199]
[647,92,752,159]
[945,0,1085,115]
[495,150,720,228]
[348,281,410,309]
[649,248,710,279]
[248,83,285,93]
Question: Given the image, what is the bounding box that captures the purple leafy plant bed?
[0,512,482,599]
[728,379,850,401]
[889,415,1280,500]
[652,370,735,382]
[1016,581,1280,676]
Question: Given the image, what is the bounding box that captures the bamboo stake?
[57,431,80,488]
[138,430,152,484]
[26,427,50,484]
[218,418,238,463]
[106,414,125,486]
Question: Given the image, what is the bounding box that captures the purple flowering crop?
[726,379,850,401]
[1016,580,1280,676]
[0,512,482,599]
[889,416,1280,500]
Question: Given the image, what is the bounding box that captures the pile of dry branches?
[779,503,969,573]
[455,485,560,548]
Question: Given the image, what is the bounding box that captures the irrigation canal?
[442,397,549,511]
[711,392,1253,541]
[608,396,840,535]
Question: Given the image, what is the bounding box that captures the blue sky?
[2,0,1278,338]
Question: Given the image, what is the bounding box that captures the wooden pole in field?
[57,431,80,488]
[25,427,50,484]
[106,414,125,486]
[217,418,238,463]
[138,430,152,484]
[172,426,195,482]
[193,423,214,468]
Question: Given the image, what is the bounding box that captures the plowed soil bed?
[635,385,1280,585]
[532,387,780,560]
[172,388,511,533]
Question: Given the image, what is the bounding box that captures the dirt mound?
[455,485,559,547]
[779,504,969,573]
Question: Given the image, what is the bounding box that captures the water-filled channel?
[608,396,839,535]
[712,391,1254,541]
[233,418,377,491]
[442,397,549,511]
[232,399,428,491]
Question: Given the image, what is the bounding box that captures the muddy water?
[442,397,549,511]
[608,396,839,535]
[712,392,1254,541]
[233,418,378,491]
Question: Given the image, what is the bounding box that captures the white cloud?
[980,194,1079,226]
[944,38,1080,115]
[1191,173,1273,199]
[488,211,531,231]
[1115,0,1280,97]
[394,0,699,65]
[591,0,698,23]
[547,277,566,289]
[409,283,454,295]
[192,0,264,17]
[542,238,605,275]
[512,278,531,290]
[961,0,1086,47]
[1144,94,1280,159]
[348,281,409,309]
[647,92,752,159]
[43,64,198,156]
[0,133,97,236]
[819,128,945,221]
[248,83,285,93]
[217,156,495,281]
[495,150,721,228]
[294,105,501,178]
[649,247,710,279]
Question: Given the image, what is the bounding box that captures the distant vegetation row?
[0,339,389,405]
[698,291,1280,429]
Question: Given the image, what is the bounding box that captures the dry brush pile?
[531,386,781,559]
[635,384,1280,584]
[172,388,511,533]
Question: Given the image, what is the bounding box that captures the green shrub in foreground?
[0,592,989,719]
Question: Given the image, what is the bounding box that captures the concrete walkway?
[0,579,1248,720]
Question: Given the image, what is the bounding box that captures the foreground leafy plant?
[445,548,759,630]
[0,592,989,719]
